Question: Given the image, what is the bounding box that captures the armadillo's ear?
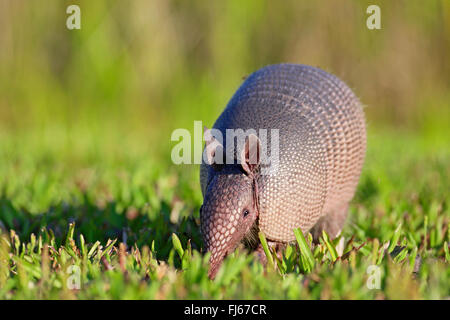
[240,133,261,176]
[204,126,224,170]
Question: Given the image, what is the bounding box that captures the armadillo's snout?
[200,171,256,279]
[202,211,241,279]
[208,251,228,279]
[200,199,241,279]
[205,235,234,279]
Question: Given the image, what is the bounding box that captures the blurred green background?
[1,0,449,134]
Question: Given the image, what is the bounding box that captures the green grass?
[0,125,448,299]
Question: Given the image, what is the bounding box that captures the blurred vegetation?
[1,0,449,133]
[0,0,448,299]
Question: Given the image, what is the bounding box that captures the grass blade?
[322,230,338,262]
[87,241,101,259]
[258,231,274,270]
[444,241,449,262]
[293,228,314,272]
[65,222,75,246]
[388,223,402,253]
[172,233,184,259]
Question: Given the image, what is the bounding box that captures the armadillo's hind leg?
[310,203,349,243]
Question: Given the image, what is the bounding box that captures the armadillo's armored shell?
[200,64,366,242]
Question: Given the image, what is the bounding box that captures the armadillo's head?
[200,167,258,279]
[200,130,261,279]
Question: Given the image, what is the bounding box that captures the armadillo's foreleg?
[310,203,349,243]
[254,241,286,266]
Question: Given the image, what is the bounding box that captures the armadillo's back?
[203,64,366,242]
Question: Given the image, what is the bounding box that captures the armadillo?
[200,63,366,279]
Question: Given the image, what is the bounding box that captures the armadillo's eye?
[243,209,250,217]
